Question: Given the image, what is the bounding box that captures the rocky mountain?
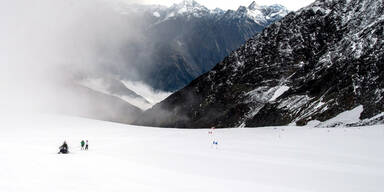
[134,0,384,128]
[114,0,289,91]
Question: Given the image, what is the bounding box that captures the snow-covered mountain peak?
[211,7,224,15]
[248,1,261,10]
[169,0,209,16]
[181,0,199,8]
[116,1,288,25]
[230,3,289,25]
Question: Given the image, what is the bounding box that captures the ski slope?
[0,113,384,192]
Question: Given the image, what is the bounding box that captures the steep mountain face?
[115,1,289,91]
[135,0,384,128]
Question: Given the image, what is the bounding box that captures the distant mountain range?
[74,0,289,122]
[135,0,384,128]
[104,0,289,91]
[65,1,288,123]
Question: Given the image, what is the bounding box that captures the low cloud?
[0,0,148,116]
[122,81,172,105]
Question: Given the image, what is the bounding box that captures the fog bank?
[0,0,168,116]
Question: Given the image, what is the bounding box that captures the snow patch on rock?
[317,105,364,127]
[269,86,290,101]
[153,11,160,17]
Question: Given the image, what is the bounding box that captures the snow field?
[0,113,384,192]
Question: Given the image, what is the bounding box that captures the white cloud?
[0,0,145,113]
[122,81,172,105]
[128,0,315,11]
[78,78,171,110]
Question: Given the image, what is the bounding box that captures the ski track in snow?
[0,113,384,192]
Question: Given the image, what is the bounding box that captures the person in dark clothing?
[58,141,69,154]
[81,140,85,150]
[85,140,89,150]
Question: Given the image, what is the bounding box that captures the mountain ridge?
[115,1,289,91]
[134,0,384,128]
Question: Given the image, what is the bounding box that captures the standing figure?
[58,141,69,154]
[213,140,219,149]
[85,140,89,150]
[81,140,85,150]
[209,127,215,135]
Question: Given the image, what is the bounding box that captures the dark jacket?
[60,143,68,150]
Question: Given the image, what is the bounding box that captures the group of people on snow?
[58,140,89,154]
[81,140,89,150]
[209,127,219,148]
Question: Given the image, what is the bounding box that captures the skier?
[85,140,89,150]
[212,140,218,149]
[208,127,215,135]
[58,141,69,154]
[81,140,85,150]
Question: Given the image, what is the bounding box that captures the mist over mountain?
[135,0,384,128]
[0,0,147,122]
[72,0,289,116]
[111,0,289,91]
[0,0,288,123]
[73,0,289,116]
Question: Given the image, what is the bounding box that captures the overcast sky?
[130,0,315,11]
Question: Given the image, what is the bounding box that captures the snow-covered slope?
[1,113,384,191]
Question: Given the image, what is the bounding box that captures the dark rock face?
[117,1,288,91]
[142,17,265,91]
[134,0,384,128]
